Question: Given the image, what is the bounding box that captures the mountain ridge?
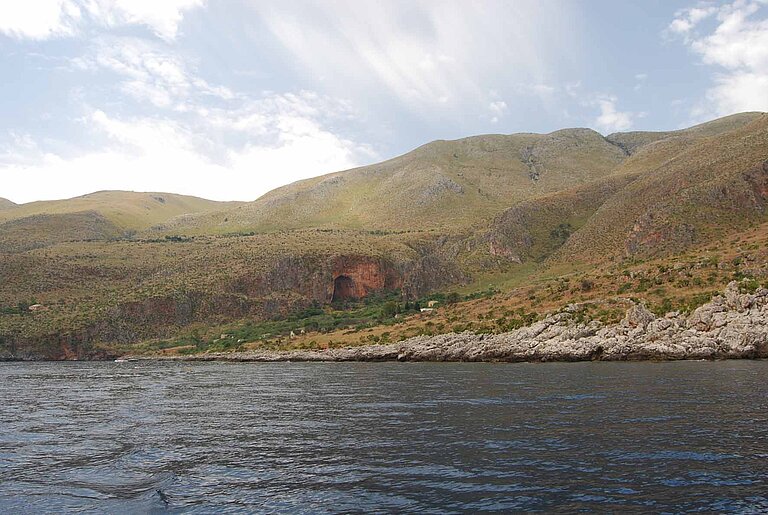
[1,111,767,360]
[0,191,239,232]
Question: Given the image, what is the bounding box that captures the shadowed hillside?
[556,113,768,263]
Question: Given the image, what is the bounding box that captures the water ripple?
[1,361,768,513]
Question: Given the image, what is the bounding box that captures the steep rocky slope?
[471,113,767,268]
[0,230,466,359]
[557,114,768,262]
[482,174,638,263]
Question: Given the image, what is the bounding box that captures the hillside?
[0,191,236,232]
[1,112,767,360]
[154,128,629,234]
[470,112,767,271]
[0,198,16,210]
[0,211,124,253]
[556,113,768,263]
[605,112,762,155]
[153,113,762,238]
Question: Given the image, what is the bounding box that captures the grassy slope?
[557,113,768,263]
[0,198,16,210]
[606,112,762,154]
[0,211,124,253]
[154,128,628,235]
[0,191,236,231]
[1,112,767,357]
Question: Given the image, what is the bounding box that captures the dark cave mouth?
[332,275,357,302]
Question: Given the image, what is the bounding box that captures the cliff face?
[330,256,403,301]
[228,254,406,303]
[0,248,460,360]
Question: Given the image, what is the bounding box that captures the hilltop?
[486,112,768,265]
[0,191,235,231]
[154,128,628,234]
[1,112,766,360]
[0,191,237,252]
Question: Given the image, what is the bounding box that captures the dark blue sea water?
[1,361,768,513]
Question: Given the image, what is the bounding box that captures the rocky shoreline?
[167,281,768,363]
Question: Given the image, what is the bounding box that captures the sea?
[2,360,768,513]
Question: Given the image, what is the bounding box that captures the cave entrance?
[332,275,356,302]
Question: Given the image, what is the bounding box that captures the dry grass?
[1,112,767,357]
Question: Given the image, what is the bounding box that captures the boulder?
[622,302,655,330]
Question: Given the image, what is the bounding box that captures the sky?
[1,0,768,203]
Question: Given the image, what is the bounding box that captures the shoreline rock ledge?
[180,281,768,363]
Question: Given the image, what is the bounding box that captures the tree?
[382,301,399,318]
[446,292,462,305]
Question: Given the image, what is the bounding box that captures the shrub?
[445,292,462,305]
[739,278,760,294]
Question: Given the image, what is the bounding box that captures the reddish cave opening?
[332,275,356,302]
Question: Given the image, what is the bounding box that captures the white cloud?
[671,0,768,118]
[85,0,205,40]
[593,95,635,133]
[76,38,232,109]
[1,102,376,203]
[488,100,507,124]
[669,5,718,37]
[2,80,376,203]
[0,31,378,204]
[565,82,638,133]
[0,0,204,41]
[701,71,768,114]
[633,73,647,91]
[252,0,575,117]
[0,0,81,39]
[564,81,582,98]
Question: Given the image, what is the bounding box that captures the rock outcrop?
[330,256,402,301]
[186,282,768,363]
[228,254,405,304]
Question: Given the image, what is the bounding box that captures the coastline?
[4,281,766,364]
[141,281,768,364]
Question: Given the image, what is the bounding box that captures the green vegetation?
[1,112,767,359]
[0,300,37,315]
[160,290,432,353]
[0,191,235,232]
